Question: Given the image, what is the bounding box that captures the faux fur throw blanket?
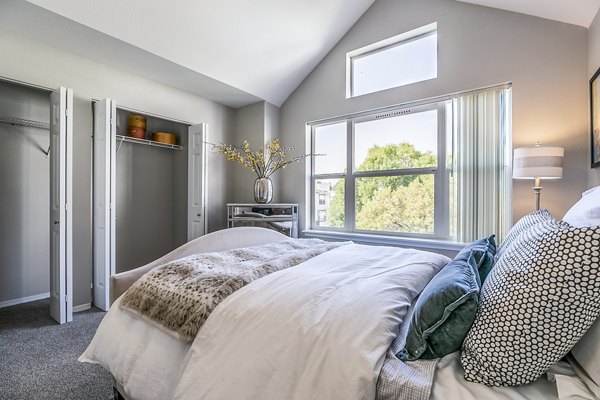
[119,239,346,342]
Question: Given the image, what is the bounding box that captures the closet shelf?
[116,134,183,150]
[0,115,49,130]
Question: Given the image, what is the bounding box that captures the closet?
[0,79,73,324]
[93,99,206,310]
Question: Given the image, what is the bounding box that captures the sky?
[314,109,438,174]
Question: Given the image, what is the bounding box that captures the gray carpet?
[0,299,113,399]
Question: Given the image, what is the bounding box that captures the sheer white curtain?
[453,87,512,243]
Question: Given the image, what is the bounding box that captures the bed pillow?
[461,218,600,386]
[495,208,553,260]
[563,187,600,228]
[398,249,480,361]
[455,235,496,283]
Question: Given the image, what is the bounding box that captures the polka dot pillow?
[495,208,553,260]
[461,218,600,386]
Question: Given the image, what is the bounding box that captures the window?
[309,86,512,243]
[347,23,437,98]
[318,193,326,205]
[311,102,452,239]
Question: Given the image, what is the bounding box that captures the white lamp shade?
[513,146,564,179]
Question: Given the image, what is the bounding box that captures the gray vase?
[254,177,273,204]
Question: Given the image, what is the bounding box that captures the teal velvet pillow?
[398,248,484,361]
[455,235,496,283]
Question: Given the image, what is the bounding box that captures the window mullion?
[344,120,355,231]
[434,102,449,239]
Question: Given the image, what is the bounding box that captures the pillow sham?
[495,208,553,260]
[461,219,600,386]
[398,249,481,361]
[563,187,600,228]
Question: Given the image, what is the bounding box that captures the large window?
[347,23,437,98]
[310,87,512,243]
[311,102,453,239]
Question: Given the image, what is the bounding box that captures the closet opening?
[0,78,73,324]
[93,100,206,310]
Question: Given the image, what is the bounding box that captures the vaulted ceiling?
[1,0,599,108]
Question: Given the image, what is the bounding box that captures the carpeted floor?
[0,298,113,400]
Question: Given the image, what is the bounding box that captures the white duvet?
[81,243,449,400]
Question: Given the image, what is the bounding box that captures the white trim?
[73,303,92,313]
[312,82,512,127]
[0,292,50,309]
[303,230,465,252]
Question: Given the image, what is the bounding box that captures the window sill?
[303,230,466,252]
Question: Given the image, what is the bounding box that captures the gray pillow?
[398,249,481,360]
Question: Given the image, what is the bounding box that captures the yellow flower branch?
[211,138,318,178]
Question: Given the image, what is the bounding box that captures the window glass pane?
[314,123,346,174]
[355,175,434,234]
[355,110,437,171]
[352,33,437,97]
[314,178,344,228]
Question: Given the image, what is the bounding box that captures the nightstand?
[227,203,299,238]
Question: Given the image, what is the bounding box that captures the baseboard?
[73,303,91,313]
[0,292,50,309]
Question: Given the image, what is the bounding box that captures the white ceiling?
[5,0,375,108]
[1,0,599,108]
[456,0,600,28]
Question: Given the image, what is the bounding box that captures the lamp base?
[533,187,542,211]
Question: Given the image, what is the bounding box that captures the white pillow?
[563,187,600,227]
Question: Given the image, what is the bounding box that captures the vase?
[254,177,273,204]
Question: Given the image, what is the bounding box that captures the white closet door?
[188,123,207,240]
[93,99,116,311]
[49,87,73,324]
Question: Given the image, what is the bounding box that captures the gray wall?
[232,102,267,203]
[279,0,589,233]
[230,101,281,203]
[0,29,235,308]
[588,10,600,187]
[113,110,190,273]
[0,81,50,304]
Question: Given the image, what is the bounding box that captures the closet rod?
[0,115,49,131]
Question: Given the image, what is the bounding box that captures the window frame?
[310,101,452,240]
[346,22,438,98]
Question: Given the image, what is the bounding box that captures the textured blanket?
[119,239,346,341]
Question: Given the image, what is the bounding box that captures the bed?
[80,194,600,400]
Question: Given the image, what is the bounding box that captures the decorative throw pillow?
[563,187,600,228]
[461,219,600,386]
[398,249,481,361]
[495,208,553,260]
[455,235,496,283]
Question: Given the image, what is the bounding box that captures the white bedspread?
[174,243,448,400]
[79,296,189,399]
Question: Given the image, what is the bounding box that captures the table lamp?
[513,144,564,210]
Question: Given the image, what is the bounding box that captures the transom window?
[347,23,437,98]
